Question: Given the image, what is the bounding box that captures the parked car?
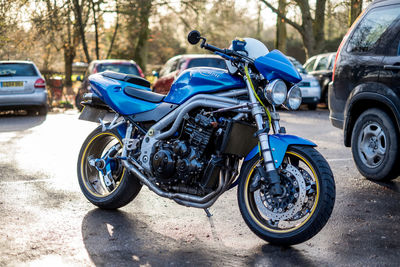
[75,59,144,110]
[303,52,336,104]
[0,60,48,115]
[288,56,321,110]
[329,0,400,181]
[152,54,227,94]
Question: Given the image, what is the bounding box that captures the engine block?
[151,113,215,186]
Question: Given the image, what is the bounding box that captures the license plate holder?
[79,106,108,123]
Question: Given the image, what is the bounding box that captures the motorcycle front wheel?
[77,125,142,209]
[238,145,335,246]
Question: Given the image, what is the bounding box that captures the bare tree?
[33,0,81,88]
[275,0,287,52]
[106,0,120,59]
[349,0,362,27]
[72,0,91,63]
[260,0,327,58]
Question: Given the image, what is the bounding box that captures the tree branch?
[259,0,304,34]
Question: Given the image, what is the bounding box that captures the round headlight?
[264,79,287,106]
[284,85,302,110]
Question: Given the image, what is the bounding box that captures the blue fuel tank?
[164,67,246,104]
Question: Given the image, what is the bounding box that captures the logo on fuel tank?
[199,70,221,78]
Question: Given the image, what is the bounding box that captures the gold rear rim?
[80,132,126,198]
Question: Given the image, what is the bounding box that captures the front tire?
[351,108,399,181]
[77,125,142,209]
[238,145,335,245]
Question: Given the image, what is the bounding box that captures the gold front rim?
[244,151,320,233]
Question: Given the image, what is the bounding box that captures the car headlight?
[284,85,302,110]
[310,80,320,87]
[264,79,287,106]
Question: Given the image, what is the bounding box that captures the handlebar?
[188,30,254,64]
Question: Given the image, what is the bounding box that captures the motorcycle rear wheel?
[77,125,142,209]
[238,145,335,245]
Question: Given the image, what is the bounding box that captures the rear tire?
[351,108,399,181]
[238,145,335,245]
[77,125,142,209]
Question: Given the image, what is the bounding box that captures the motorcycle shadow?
[81,208,242,266]
[248,244,318,266]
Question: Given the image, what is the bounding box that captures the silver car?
[288,57,321,110]
[0,61,48,115]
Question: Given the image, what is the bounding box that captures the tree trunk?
[256,3,263,40]
[133,0,152,72]
[275,0,287,52]
[349,0,362,27]
[91,0,99,60]
[72,0,91,63]
[106,2,119,59]
[261,0,327,59]
[63,45,75,92]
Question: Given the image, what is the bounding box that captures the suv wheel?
[351,108,399,181]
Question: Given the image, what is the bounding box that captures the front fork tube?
[245,76,283,196]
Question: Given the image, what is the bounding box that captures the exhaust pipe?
[122,159,226,205]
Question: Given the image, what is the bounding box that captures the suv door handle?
[384,65,400,70]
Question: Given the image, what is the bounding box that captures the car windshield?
[0,63,38,77]
[97,63,140,76]
[289,58,307,74]
[187,58,227,69]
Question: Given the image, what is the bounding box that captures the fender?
[343,83,400,147]
[244,134,316,168]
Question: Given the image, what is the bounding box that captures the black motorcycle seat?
[102,71,151,88]
[124,86,165,103]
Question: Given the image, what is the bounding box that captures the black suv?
[329,0,400,181]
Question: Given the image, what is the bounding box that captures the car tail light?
[137,65,145,78]
[332,10,365,82]
[34,78,46,89]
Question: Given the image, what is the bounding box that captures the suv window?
[398,40,400,56]
[315,56,329,71]
[346,5,400,53]
[304,57,316,72]
[0,63,38,77]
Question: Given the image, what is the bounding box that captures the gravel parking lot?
[1,108,399,266]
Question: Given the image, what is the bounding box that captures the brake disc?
[254,164,307,221]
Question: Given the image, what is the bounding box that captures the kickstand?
[204,208,213,217]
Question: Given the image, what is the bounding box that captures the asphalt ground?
[0,108,399,266]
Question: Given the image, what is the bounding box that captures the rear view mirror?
[188,30,201,45]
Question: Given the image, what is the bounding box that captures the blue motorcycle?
[77,31,335,245]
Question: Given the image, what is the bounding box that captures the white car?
[288,57,321,110]
[0,61,48,115]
